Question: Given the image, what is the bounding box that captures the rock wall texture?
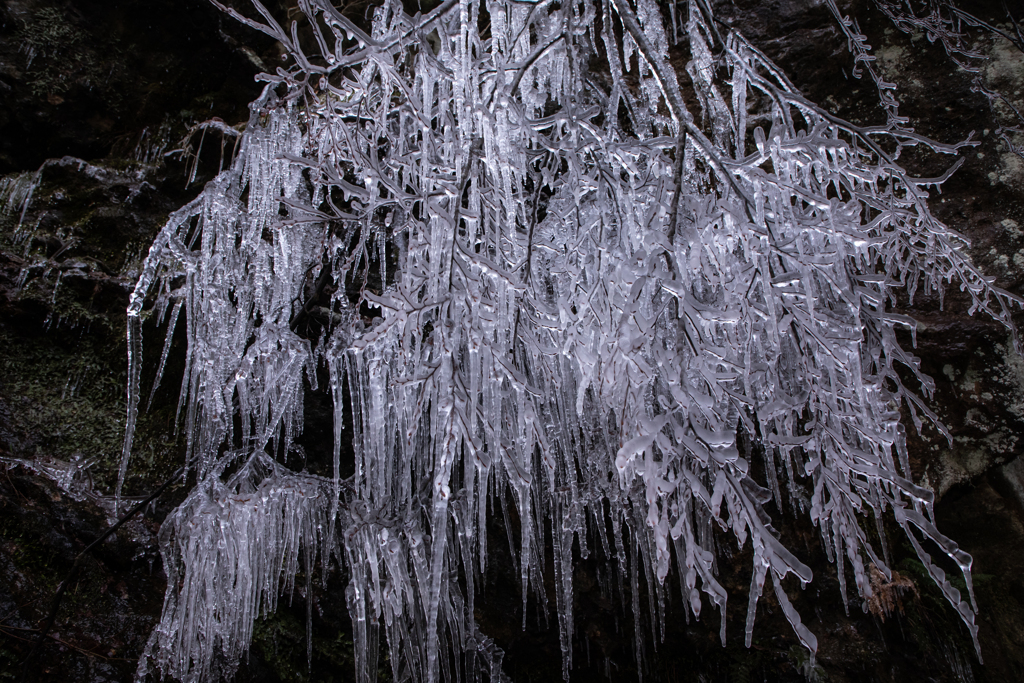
[1,1,1023,682]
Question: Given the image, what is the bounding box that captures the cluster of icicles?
[119,0,1020,681]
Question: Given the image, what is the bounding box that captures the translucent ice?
[121,0,1018,680]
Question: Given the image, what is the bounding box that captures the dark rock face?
[0,0,278,174]
[1,1,1023,682]
[0,468,165,682]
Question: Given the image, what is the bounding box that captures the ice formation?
[119,0,1021,681]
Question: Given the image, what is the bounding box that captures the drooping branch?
[114,1,1023,680]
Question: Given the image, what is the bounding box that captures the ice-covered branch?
[118,0,1023,679]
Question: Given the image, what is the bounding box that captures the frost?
[120,0,1021,680]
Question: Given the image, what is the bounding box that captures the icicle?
[116,312,144,510]
[137,455,331,683]
[146,300,183,410]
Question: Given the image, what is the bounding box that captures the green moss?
[787,645,828,682]
[251,604,364,683]
[0,322,180,493]
[17,7,125,108]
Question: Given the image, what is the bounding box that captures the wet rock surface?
[1,1,1023,682]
